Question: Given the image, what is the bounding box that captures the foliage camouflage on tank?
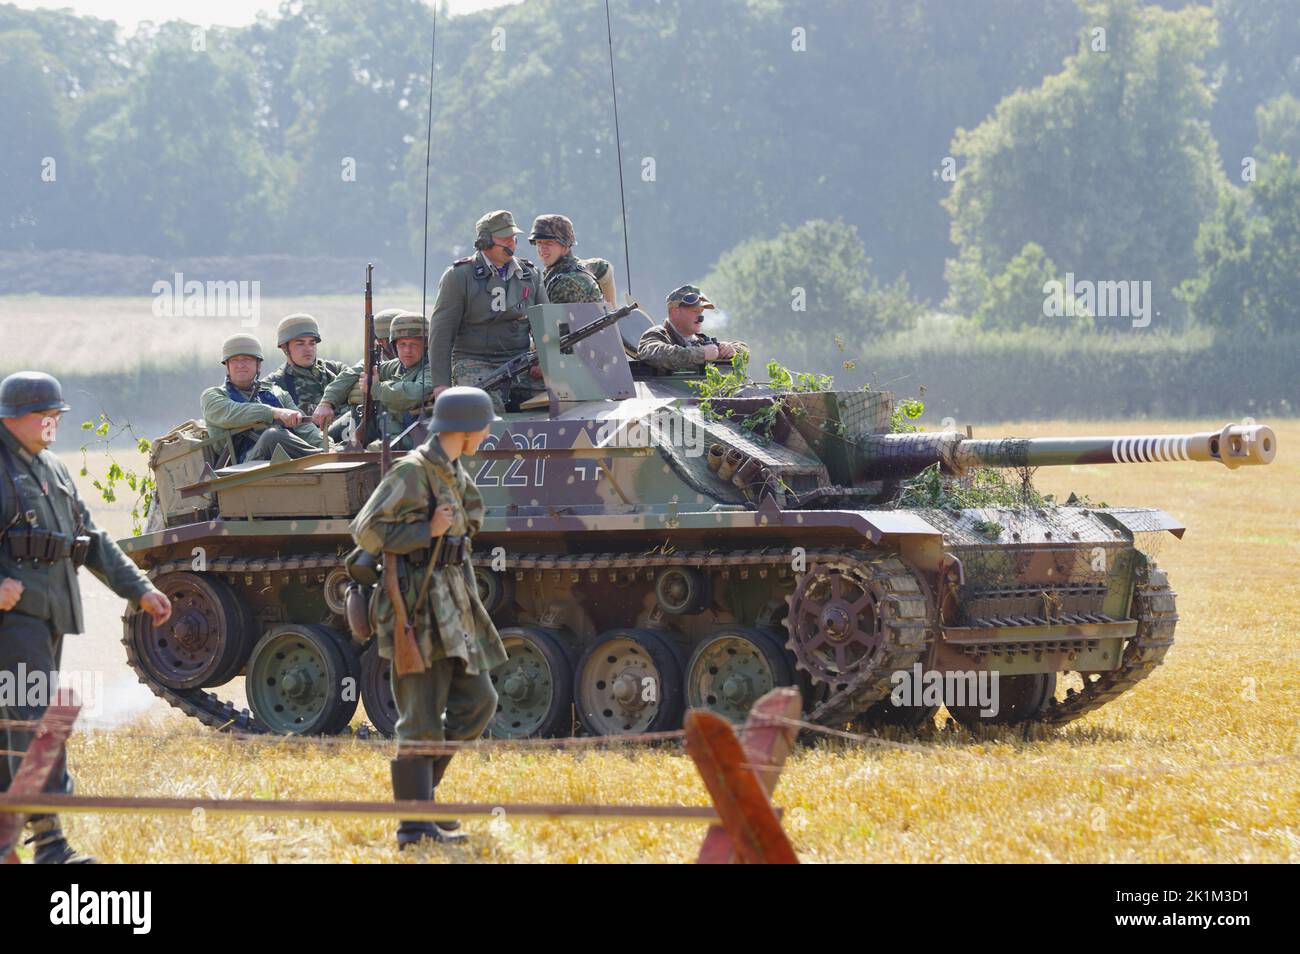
[117,302,1277,737]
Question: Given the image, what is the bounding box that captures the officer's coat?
[428,250,548,388]
[0,422,151,634]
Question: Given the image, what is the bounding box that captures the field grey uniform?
[429,210,549,412]
[0,372,155,863]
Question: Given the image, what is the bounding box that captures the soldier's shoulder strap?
[518,257,537,275]
[452,256,474,266]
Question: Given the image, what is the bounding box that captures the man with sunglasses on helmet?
[637,285,748,372]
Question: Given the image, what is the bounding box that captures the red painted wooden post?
[0,691,80,863]
[696,687,802,863]
[685,695,799,865]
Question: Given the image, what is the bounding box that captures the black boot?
[430,754,461,834]
[390,758,466,847]
[25,815,95,864]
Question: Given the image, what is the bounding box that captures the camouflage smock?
[544,252,603,304]
[266,359,350,415]
[636,319,749,372]
[348,437,505,675]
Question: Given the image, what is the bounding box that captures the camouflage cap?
[388,311,428,342]
[0,371,72,418]
[475,210,523,240]
[222,333,264,363]
[528,213,576,247]
[667,284,716,309]
[276,312,322,347]
[374,307,405,342]
[426,386,501,435]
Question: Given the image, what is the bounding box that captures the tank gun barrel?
[857,423,1276,480]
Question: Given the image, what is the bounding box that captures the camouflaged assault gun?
[118,302,1277,737]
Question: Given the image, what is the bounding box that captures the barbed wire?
[3,713,1294,782]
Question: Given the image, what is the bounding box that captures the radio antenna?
[420,1,439,317]
[604,0,632,299]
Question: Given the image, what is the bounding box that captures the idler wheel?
[127,572,254,690]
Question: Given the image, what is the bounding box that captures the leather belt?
[405,535,469,567]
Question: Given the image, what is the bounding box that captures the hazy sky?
[10,0,521,30]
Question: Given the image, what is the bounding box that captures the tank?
[117,302,1278,737]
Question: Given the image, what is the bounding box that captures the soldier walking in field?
[429,210,548,412]
[0,372,172,863]
[349,386,505,849]
[201,334,326,462]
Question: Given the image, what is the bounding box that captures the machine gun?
[476,300,640,395]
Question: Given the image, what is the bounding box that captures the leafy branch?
[79,414,155,535]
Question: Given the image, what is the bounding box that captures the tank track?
[123,546,924,735]
[1040,562,1178,725]
[798,555,932,728]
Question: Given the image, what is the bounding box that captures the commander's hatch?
[529,302,636,403]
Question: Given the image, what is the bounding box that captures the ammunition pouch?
[344,546,380,586]
[2,527,89,567]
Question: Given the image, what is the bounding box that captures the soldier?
[349,386,505,849]
[201,334,327,463]
[266,313,349,422]
[0,372,172,863]
[429,210,548,412]
[316,307,404,440]
[360,311,435,451]
[528,214,604,305]
[637,285,748,372]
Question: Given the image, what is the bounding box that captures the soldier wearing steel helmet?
[429,210,548,413]
[200,334,327,463]
[350,386,505,849]
[0,372,173,863]
[317,307,405,441]
[355,311,435,452]
[265,313,350,424]
[529,214,604,305]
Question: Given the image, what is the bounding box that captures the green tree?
[963,241,1091,330]
[1177,156,1300,335]
[1256,93,1300,161]
[702,219,924,368]
[81,27,276,255]
[1207,0,1300,173]
[944,0,1223,327]
[0,31,68,249]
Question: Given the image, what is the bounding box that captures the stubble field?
[17,418,1300,863]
